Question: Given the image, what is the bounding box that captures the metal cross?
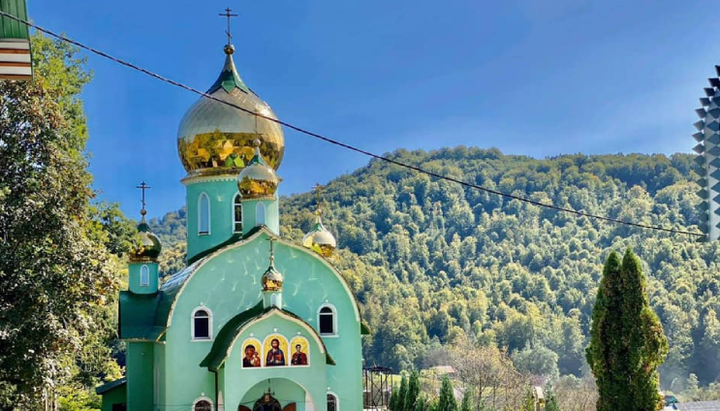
[135,181,151,219]
[314,183,323,214]
[219,7,239,45]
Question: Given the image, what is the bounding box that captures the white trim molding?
[317,303,338,337]
[327,391,339,411]
[191,306,213,341]
[192,396,214,411]
[198,192,211,236]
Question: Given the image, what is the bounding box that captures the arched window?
[327,393,338,411]
[198,192,210,235]
[256,202,266,226]
[192,308,212,340]
[318,305,336,335]
[194,398,213,411]
[140,265,150,287]
[233,193,243,233]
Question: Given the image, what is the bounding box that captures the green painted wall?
[185,178,239,261]
[127,342,154,411]
[100,385,126,411]
[128,262,159,294]
[222,312,327,411]
[162,231,363,411]
[154,343,166,411]
[185,178,281,260]
[241,198,280,236]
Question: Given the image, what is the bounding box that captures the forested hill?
[150,147,720,389]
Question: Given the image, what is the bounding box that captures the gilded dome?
[237,140,280,199]
[261,262,284,292]
[129,222,163,262]
[177,46,284,178]
[302,215,337,258]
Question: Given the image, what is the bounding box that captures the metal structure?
[694,65,720,241]
[363,366,392,410]
[0,0,31,80]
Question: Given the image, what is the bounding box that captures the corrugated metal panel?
[0,0,31,80]
[0,0,28,39]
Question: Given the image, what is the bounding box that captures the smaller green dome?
[302,214,337,258]
[129,222,162,262]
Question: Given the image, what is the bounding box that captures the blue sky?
[31,0,719,219]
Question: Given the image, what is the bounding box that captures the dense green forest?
[150,148,720,392]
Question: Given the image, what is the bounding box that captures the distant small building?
[427,365,456,376]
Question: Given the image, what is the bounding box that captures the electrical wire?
[0,11,705,239]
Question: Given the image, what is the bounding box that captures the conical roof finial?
[130,181,162,262]
[262,237,283,292]
[302,184,337,258]
[219,7,238,54]
[135,181,151,223]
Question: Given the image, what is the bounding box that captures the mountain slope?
[151,147,720,389]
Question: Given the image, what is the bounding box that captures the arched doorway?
[253,392,282,411]
[238,378,313,411]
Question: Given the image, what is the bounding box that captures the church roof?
[199,301,336,372]
[119,226,370,341]
[95,377,126,395]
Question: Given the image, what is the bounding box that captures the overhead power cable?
[2,11,705,239]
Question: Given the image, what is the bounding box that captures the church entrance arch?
[238,378,314,411]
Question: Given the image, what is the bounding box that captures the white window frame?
[232,192,243,233]
[140,264,150,287]
[198,192,211,236]
[317,303,338,337]
[191,306,213,341]
[192,396,214,411]
[327,392,339,411]
[256,202,266,226]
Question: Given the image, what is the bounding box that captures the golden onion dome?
[261,259,284,292]
[129,219,163,262]
[302,214,337,258]
[237,139,280,199]
[177,45,284,178]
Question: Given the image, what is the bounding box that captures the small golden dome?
[237,140,280,199]
[129,221,162,262]
[261,259,283,292]
[302,215,337,258]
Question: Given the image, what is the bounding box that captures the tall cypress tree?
[459,389,472,411]
[436,376,457,411]
[586,249,668,411]
[405,371,420,411]
[396,375,408,411]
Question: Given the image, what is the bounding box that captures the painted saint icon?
[265,338,286,366]
[291,344,308,365]
[242,339,262,368]
[290,336,309,366]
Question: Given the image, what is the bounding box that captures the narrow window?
[256,202,266,226]
[319,306,335,335]
[327,394,338,411]
[233,193,243,233]
[194,399,212,411]
[140,265,150,287]
[193,309,211,340]
[198,193,210,235]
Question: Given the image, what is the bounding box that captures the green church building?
[97,37,367,411]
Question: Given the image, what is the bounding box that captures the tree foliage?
[436,376,457,411]
[0,34,126,409]
[586,249,668,411]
